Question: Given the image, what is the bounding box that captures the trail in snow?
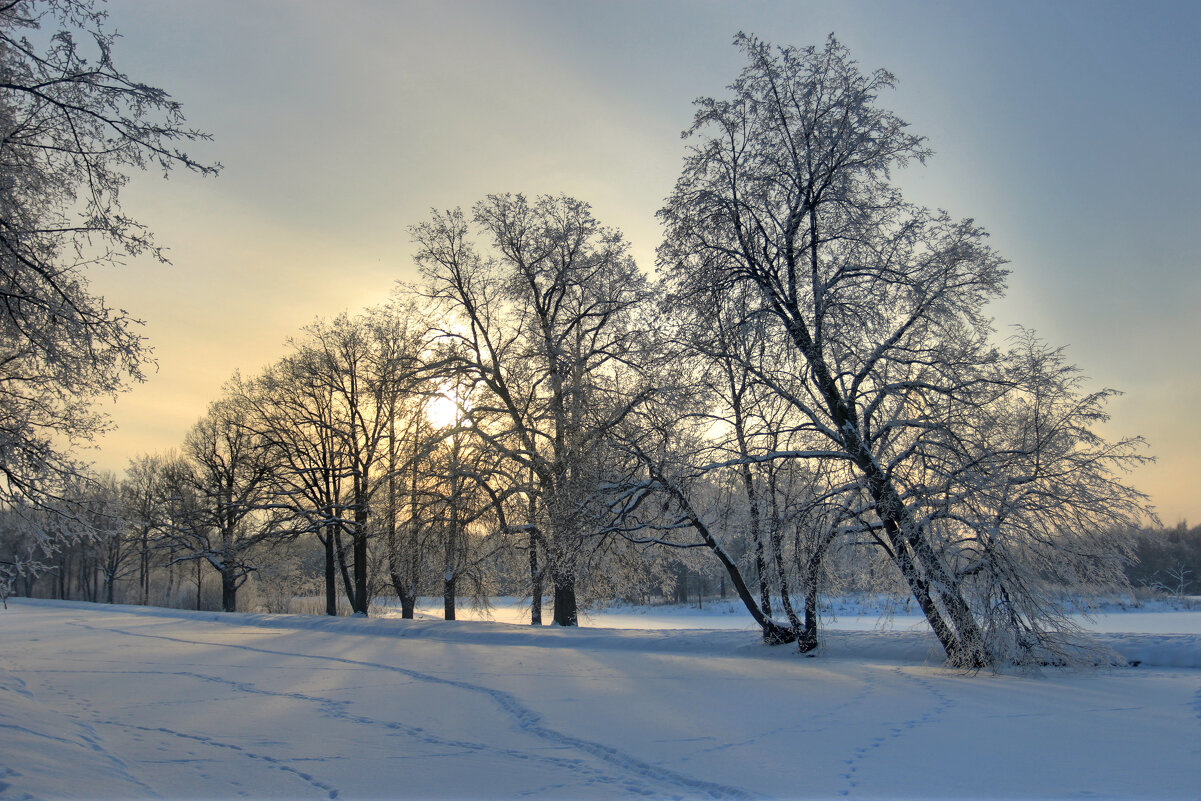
[68,620,758,801]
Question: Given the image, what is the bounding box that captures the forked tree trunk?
[784,311,990,667]
[387,532,417,619]
[334,528,357,612]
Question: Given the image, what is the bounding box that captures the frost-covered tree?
[417,379,507,620]
[413,195,655,625]
[0,0,215,522]
[658,34,1150,666]
[243,350,352,616]
[302,307,424,615]
[0,469,127,603]
[242,304,426,616]
[380,386,438,619]
[157,393,290,613]
[86,471,134,603]
[122,455,169,605]
[1127,522,1201,597]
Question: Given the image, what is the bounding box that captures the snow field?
[2,599,1200,800]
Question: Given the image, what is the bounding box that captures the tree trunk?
[730,389,770,619]
[386,528,414,619]
[529,543,543,625]
[139,529,151,606]
[334,528,357,612]
[221,527,237,613]
[741,469,771,618]
[165,555,177,608]
[799,579,820,653]
[443,574,456,620]
[353,528,368,616]
[552,572,577,626]
[873,482,988,667]
[798,548,823,653]
[529,529,543,626]
[323,528,337,616]
[221,565,237,613]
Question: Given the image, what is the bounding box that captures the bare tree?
[310,307,423,615]
[121,454,170,605]
[658,34,1150,666]
[243,351,352,615]
[381,386,437,619]
[413,194,655,626]
[0,0,215,526]
[85,472,135,604]
[157,393,289,612]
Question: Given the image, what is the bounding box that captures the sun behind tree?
[425,387,467,429]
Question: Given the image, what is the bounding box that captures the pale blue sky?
[92,0,1201,523]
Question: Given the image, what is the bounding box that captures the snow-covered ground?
[2,598,1199,800]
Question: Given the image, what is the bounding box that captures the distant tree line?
[1125,523,1201,597]
[0,9,1157,669]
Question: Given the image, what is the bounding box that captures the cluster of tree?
[0,9,1156,669]
[615,35,1150,667]
[1126,523,1201,597]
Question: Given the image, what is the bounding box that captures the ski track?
[65,620,761,801]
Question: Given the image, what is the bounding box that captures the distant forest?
[1126,523,1201,597]
[9,521,1197,611]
